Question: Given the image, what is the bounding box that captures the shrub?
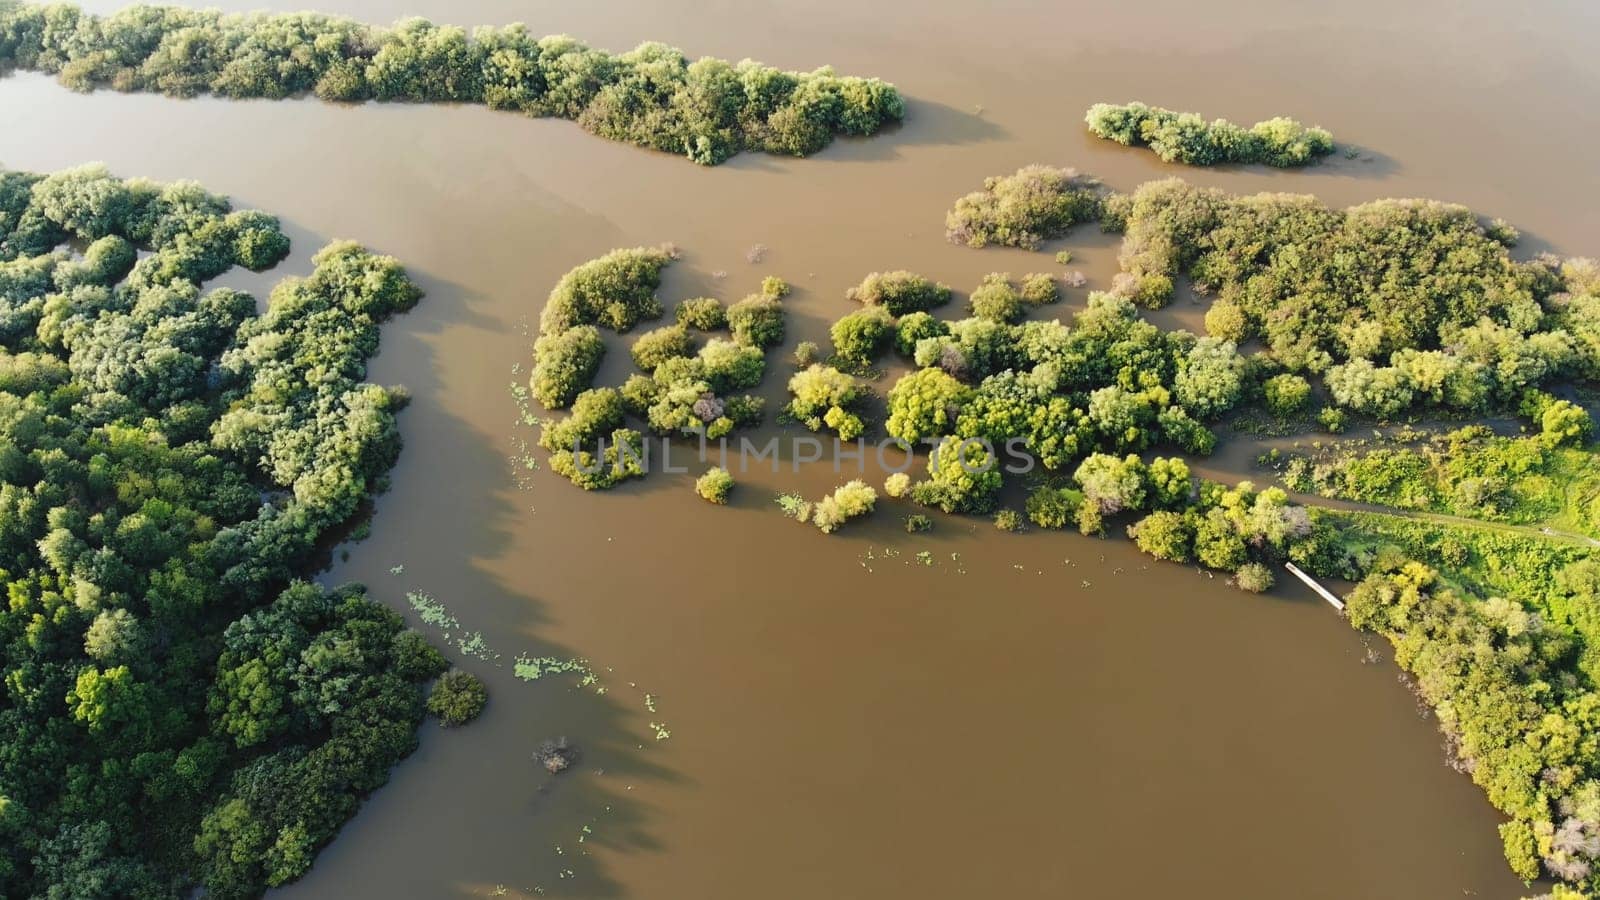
[427,669,488,726]
[676,297,726,330]
[630,324,695,371]
[1263,373,1312,416]
[830,306,895,367]
[846,270,951,315]
[884,472,912,498]
[1318,406,1348,434]
[793,340,820,367]
[1054,250,1073,265]
[945,165,1101,249]
[993,509,1024,532]
[1234,562,1274,592]
[812,480,877,533]
[696,467,734,504]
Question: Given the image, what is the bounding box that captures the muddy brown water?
[7,0,1599,896]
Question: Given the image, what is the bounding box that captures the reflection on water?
[6,0,1597,896]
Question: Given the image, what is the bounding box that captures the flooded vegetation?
[5,0,1600,897]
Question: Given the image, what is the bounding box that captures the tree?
[830,306,894,366]
[846,270,950,315]
[968,273,1025,323]
[945,165,1101,249]
[1128,510,1193,561]
[1074,453,1148,515]
[885,367,969,444]
[630,324,695,371]
[529,325,605,409]
[695,467,733,504]
[912,437,1002,514]
[427,669,488,725]
[787,364,867,439]
[1174,337,1247,419]
[1263,373,1311,416]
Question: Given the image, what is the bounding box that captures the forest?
[0,1,904,165]
[519,162,1600,892]
[0,164,470,899]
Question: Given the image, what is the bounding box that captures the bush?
[812,480,877,533]
[1263,373,1312,416]
[1234,562,1275,592]
[945,165,1101,249]
[676,297,726,330]
[846,270,951,315]
[696,467,734,504]
[630,324,695,371]
[1085,102,1334,167]
[830,305,895,366]
[993,508,1024,532]
[427,669,488,726]
[884,472,911,498]
[1318,406,1348,434]
[1054,250,1073,265]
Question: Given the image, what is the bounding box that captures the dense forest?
[0,164,462,899]
[0,1,904,165]
[1084,101,1335,167]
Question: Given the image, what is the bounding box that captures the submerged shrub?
[993,508,1024,532]
[1234,562,1275,593]
[945,165,1102,249]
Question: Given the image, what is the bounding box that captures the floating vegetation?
[458,631,499,661]
[649,722,672,741]
[513,654,593,682]
[644,693,658,713]
[536,737,576,774]
[407,590,460,632]
[389,564,405,575]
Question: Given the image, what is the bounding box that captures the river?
[5,0,1597,896]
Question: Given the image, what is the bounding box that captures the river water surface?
[6,0,1599,896]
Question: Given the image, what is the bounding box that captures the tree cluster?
[1085,101,1334,167]
[0,3,905,165]
[0,164,451,899]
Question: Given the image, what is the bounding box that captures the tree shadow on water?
[264,245,682,899]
